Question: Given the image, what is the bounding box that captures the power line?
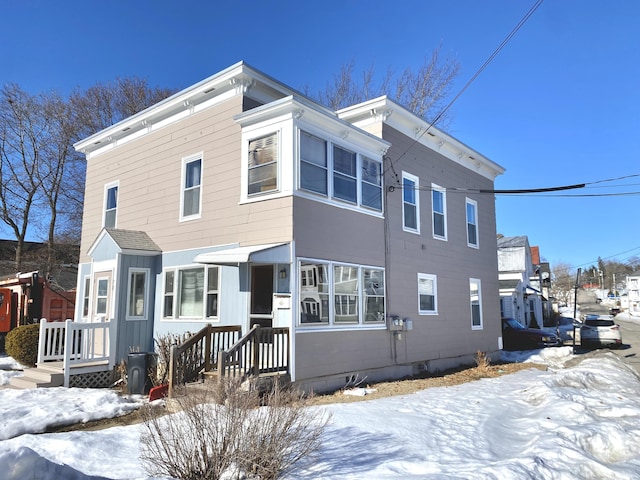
[386,0,544,175]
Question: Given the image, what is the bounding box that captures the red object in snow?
[148,384,169,402]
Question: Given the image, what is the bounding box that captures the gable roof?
[88,229,161,256]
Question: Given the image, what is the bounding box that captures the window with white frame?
[298,130,383,211]
[82,276,90,317]
[103,183,118,228]
[298,260,385,327]
[333,146,357,204]
[402,172,419,233]
[95,278,109,315]
[181,155,202,220]
[470,278,483,329]
[466,198,478,248]
[248,133,278,195]
[418,273,437,315]
[163,266,219,320]
[126,268,148,319]
[300,131,328,195]
[361,157,382,210]
[432,184,447,239]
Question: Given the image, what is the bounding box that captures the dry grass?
[306,360,546,406]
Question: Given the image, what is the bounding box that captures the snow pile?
[0,349,638,479]
[0,354,23,386]
[0,387,145,440]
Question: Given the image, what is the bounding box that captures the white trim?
[466,197,479,249]
[82,275,91,320]
[418,273,438,315]
[240,127,284,202]
[402,171,420,234]
[179,152,203,222]
[431,183,447,241]
[160,264,221,322]
[125,267,150,321]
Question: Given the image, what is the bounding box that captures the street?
[576,289,640,373]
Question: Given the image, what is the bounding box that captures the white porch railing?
[37,318,113,387]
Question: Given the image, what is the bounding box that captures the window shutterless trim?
[125,267,150,321]
[466,197,479,248]
[179,153,203,222]
[418,273,438,315]
[402,171,420,234]
[103,181,119,228]
[470,277,483,330]
[432,184,447,240]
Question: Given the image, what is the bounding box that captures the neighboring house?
[39,62,505,392]
[627,272,640,316]
[530,246,552,326]
[497,236,543,329]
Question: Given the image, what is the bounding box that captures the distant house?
[31,62,506,392]
[627,272,640,316]
[497,236,543,328]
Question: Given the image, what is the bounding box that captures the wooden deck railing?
[168,324,242,397]
[217,325,289,380]
[37,318,113,387]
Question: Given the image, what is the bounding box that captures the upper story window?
[248,133,278,196]
[432,184,447,240]
[361,157,382,210]
[300,131,327,195]
[466,198,479,248]
[299,130,383,212]
[333,146,357,204]
[103,183,118,228]
[181,154,202,220]
[402,172,419,233]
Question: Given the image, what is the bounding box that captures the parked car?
[580,315,622,349]
[501,318,561,351]
[554,316,581,343]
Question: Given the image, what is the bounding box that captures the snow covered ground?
[1,344,640,479]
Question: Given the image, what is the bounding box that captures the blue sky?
[2,0,639,271]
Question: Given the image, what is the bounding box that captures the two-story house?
[497,235,544,329]
[40,62,505,392]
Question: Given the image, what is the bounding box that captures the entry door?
[250,265,273,328]
[93,272,113,321]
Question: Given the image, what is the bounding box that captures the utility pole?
[572,268,581,353]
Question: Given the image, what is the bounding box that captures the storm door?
[250,265,273,328]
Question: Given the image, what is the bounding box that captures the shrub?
[140,377,328,480]
[5,324,40,367]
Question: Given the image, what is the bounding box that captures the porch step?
[9,366,64,389]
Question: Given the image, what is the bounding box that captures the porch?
[10,318,114,389]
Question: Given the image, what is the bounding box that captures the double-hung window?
[298,130,383,212]
[361,157,382,210]
[432,184,447,239]
[103,183,118,228]
[248,133,278,195]
[300,131,328,195]
[332,146,357,204]
[402,172,419,233]
[418,273,437,315]
[466,198,479,248]
[470,278,483,329]
[163,266,219,320]
[181,155,202,220]
[127,268,149,320]
[299,260,385,327]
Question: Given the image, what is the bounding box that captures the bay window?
[299,260,385,327]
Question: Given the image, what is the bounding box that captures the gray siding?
[114,254,158,363]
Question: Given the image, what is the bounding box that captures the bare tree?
[313,46,460,127]
[0,84,47,270]
[550,262,576,308]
